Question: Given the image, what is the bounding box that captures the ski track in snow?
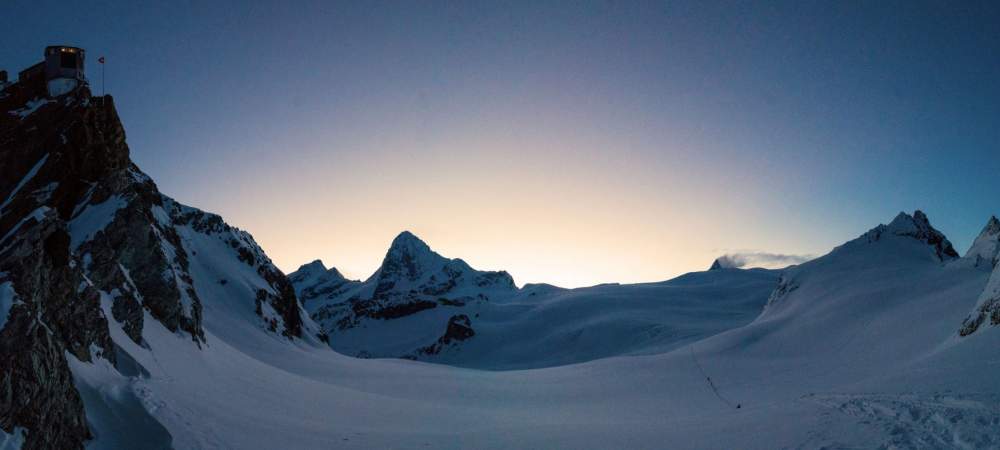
[806,393,1000,449]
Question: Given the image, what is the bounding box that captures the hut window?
[60,52,77,69]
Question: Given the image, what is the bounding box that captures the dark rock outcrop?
[1,69,308,447]
[417,314,476,356]
[959,263,1000,337]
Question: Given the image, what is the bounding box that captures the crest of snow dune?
[965,216,1000,268]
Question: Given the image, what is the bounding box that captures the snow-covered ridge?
[365,230,516,298]
[852,210,958,261]
[297,231,517,335]
[764,210,960,318]
[289,259,355,308]
[0,84,317,448]
[7,77,1000,449]
[292,231,781,368]
[966,215,1000,268]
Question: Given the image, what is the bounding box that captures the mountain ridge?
[1,75,314,448]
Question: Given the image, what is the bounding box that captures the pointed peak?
[297,259,327,273]
[973,215,1000,240]
[709,258,724,271]
[388,230,433,255]
[884,210,935,234]
[326,266,346,280]
[395,230,417,240]
[865,210,958,261]
[391,230,426,246]
[887,210,924,230]
[985,216,1000,233]
[288,259,329,283]
[965,215,1000,266]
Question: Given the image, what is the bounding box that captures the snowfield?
[65,211,1000,449]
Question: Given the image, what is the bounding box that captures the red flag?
[98,56,105,64]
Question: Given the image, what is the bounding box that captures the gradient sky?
[3,1,999,287]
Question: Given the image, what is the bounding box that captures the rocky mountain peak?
[290,259,346,282]
[289,259,356,309]
[298,259,327,273]
[389,230,427,251]
[985,216,1000,233]
[297,232,516,334]
[1,68,310,448]
[965,216,1000,268]
[863,210,959,261]
[376,231,453,283]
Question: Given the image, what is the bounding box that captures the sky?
[2,1,999,287]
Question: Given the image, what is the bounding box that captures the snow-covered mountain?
[93,208,1000,449]
[1,70,317,448]
[4,65,1000,449]
[288,260,357,311]
[291,231,524,359]
[959,216,1000,337]
[292,233,781,368]
[965,215,1000,268]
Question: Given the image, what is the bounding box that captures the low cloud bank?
[714,252,815,270]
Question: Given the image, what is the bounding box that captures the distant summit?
[965,216,1000,268]
[860,210,959,261]
[959,216,1000,336]
[289,260,348,285]
[291,231,516,335]
[370,231,516,298]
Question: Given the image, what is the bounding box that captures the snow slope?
[323,267,779,369]
[20,77,1000,449]
[67,210,1000,449]
[966,215,1000,268]
[292,232,780,369]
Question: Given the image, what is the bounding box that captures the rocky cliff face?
[414,314,475,356]
[1,77,306,448]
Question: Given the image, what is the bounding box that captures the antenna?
[98,56,106,96]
